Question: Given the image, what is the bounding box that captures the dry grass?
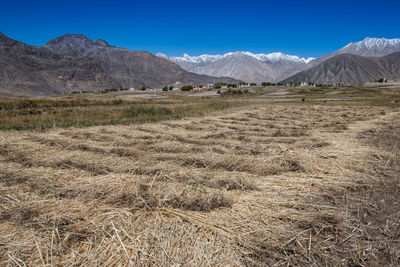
[0,98,243,130]
[1,102,400,266]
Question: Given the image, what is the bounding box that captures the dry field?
[1,102,400,266]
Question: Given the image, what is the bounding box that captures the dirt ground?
[1,103,399,266]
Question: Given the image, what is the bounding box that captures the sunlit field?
[1,86,400,265]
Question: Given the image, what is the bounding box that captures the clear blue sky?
[1,0,399,58]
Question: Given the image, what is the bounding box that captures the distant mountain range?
[160,37,400,84]
[1,33,400,97]
[0,33,239,96]
[158,51,314,83]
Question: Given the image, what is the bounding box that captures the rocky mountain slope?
[45,34,239,89]
[0,33,120,97]
[281,52,400,84]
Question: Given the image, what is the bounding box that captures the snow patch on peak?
[354,37,400,49]
[343,42,353,48]
[242,51,314,64]
[336,37,400,57]
[156,52,168,58]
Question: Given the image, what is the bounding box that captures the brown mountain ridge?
[0,32,120,97]
[0,33,240,96]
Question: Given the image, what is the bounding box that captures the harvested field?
[1,103,400,265]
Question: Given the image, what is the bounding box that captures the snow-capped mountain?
[335,37,400,57]
[158,37,400,84]
[282,52,400,85]
[302,37,400,71]
[158,51,315,83]
[157,52,233,65]
[159,51,314,65]
[157,53,234,64]
[282,37,400,84]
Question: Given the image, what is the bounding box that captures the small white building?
[300,82,308,87]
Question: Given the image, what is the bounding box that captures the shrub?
[112,99,123,105]
[181,85,193,91]
[140,86,147,91]
[162,86,168,91]
[101,88,119,94]
[220,89,246,95]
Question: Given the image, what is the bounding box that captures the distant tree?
[377,78,384,83]
[162,86,168,91]
[180,85,193,91]
[168,86,173,90]
[214,82,226,89]
[140,86,147,91]
[228,83,237,88]
[261,82,271,86]
[249,83,257,86]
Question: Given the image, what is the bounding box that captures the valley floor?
[1,103,399,265]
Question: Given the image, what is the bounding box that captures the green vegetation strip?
[0,98,245,130]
